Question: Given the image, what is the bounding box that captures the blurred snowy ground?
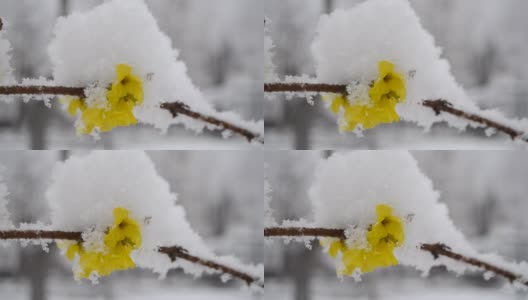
[0,276,261,300]
[264,0,528,149]
[265,124,516,150]
[265,276,521,300]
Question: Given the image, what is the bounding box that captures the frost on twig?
[0,228,262,287]
[264,82,528,144]
[265,226,528,288]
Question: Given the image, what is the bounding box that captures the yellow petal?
[328,240,345,258]
[64,64,144,135]
[324,204,404,276]
[376,204,393,221]
[330,96,347,114]
[115,64,132,83]
[61,207,142,279]
[378,60,394,79]
[67,98,85,116]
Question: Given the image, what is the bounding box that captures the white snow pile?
[310,0,528,137]
[49,0,262,138]
[46,151,263,288]
[308,151,528,285]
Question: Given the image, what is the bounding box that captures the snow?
[49,0,261,138]
[19,77,57,106]
[307,151,528,284]
[264,17,278,83]
[0,25,13,85]
[45,151,262,288]
[264,178,276,227]
[0,168,12,230]
[0,21,14,102]
[310,0,528,137]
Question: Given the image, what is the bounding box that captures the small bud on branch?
[264,82,528,144]
[0,229,262,287]
[265,226,528,286]
[0,85,262,143]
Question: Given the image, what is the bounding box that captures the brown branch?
[160,102,261,142]
[0,18,3,31]
[422,99,528,142]
[0,229,261,286]
[159,246,262,287]
[265,226,528,286]
[420,243,526,285]
[265,82,349,95]
[0,85,262,143]
[264,227,345,239]
[0,230,82,241]
[264,81,528,144]
[0,86,85,97]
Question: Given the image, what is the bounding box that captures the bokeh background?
[0,150,263,300]
[264,0,528,149]
[265,150,528,300]
[0,0,261,149]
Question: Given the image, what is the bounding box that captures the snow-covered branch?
[158,246,260,286]
[265,226,527,287]
[420,243,525,285]
[0,229,262,287]
[422,100,527,142]
[264,82,528,143]
[0,85,262,142]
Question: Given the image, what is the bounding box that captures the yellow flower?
[59,207,142,280]
[326,60,407,131]
[321,204,404,275]
[65,64,144,134]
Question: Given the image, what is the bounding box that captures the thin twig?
[264,227,345,239]
[422,100,528,142]
[265,226,528,286]
[264,82,348,95]
[160,102,260,142]
[0,229,262,286]
[0,86,85,97]
[0,85,262,143]
[264,81,528,143]
[420,243,525,285]
[159,246,260,286]
[0,230,82,241]
[0,18,3,31]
